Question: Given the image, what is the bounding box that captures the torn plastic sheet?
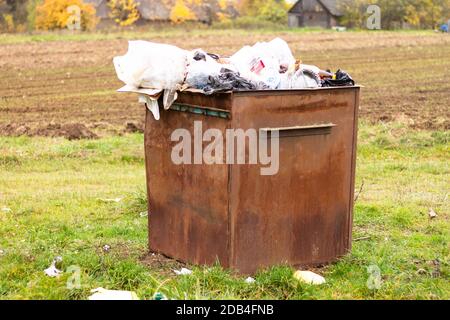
[118,85,195,120]
[163,89,178,110]
[117,85,162,97]
[139,95,160,121]
[117,85,162,120]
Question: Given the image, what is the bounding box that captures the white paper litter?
[44,256,63,277]
[293,270,326,285]
[429,208,438,219]
[44,265,62,277]
[88,287,139,300]
[173,267,193,276]
[245,277,256,284]
[1,207,12,213]
[139,211,148,218]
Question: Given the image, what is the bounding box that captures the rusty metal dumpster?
[144,86,360,274]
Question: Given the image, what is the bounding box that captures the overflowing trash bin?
[114,38,360,274]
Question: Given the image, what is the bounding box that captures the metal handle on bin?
[171,103,230,119]
[260,123,336,138]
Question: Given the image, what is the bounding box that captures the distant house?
[288,0,343,28]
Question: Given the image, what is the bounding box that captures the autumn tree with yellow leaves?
[339,0,450,29]
[108,0,140,27]
[35,0,98,30]
[404,0,449,29]
[170,0,196,23]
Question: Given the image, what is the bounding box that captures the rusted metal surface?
[145,87,360,274]
[145,109,230,266]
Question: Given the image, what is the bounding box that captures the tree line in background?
[339,0,450,29]
[0,0,449,32]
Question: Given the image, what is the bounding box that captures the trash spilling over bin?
[114,38,360,274]
[114,38,355,120]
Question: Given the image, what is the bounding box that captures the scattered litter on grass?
[431,259,441,278]
[1,207,12,213]
[245,277,256,284]
[0,249,5,256]
[139,211,148,218]
[428,208,438,219]
[102,245,111,253]
[88,288,139,300]
[44,256,63,277]
[293,270,326,285]
[44,264,62,277]
[98,198,123,203]
[174,267,193,276]
[153,292,168,300]
[416,268,428,275]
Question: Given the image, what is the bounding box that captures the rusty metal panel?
[145,107,231,267]
[229,88,359,273]
[144,87,360,274]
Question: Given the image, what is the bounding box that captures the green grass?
[0,122,448,300]
[0,27,439,45]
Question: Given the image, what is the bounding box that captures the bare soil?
[0,31,449,138]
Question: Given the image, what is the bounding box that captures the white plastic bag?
[280,70,320,89]
[253,38,296,70]
[290,70,320,88]
[279,64,322,89]
[138,95,160,120]
[113,40,188,90]
[230,45,281,89]
[230,38,295,90]
[162,89,178,110]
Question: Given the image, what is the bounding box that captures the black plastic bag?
[321,69,355,87]
[203,68,267,94]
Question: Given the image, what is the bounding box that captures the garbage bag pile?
[113,38,355,119]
